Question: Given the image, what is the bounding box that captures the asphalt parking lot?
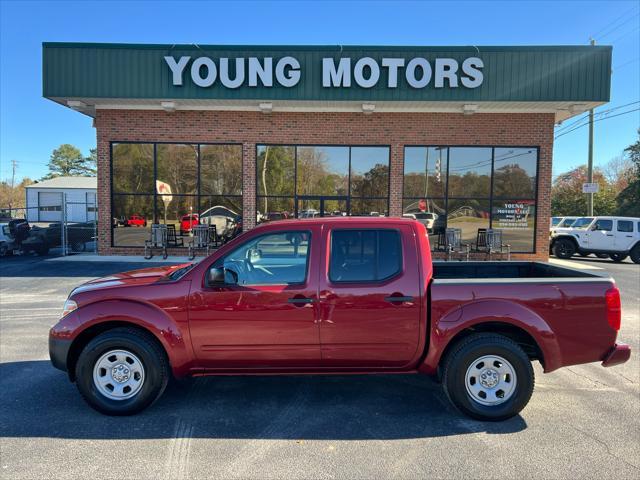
[0,255,638,479]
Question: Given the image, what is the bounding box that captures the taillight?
[605,287,621,331]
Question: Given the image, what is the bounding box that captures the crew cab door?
[188,228,321,368]
[317,224,422,368]
[614,219,637,251]
[586,218,614,250]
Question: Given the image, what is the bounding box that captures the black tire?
[630,245,640,264]
[596,253,609,259]
[75,327,170,415]
[442,333,534,421]
[552,238,576,259]
[609,252,628,263]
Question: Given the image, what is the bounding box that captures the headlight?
[62,299,78,317]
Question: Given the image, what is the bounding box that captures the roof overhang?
[50,97,604,123]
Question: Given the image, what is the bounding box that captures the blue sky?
[1,0,639,181]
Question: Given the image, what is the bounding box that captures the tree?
[616,130,640,216]
[551,165,617,216]
[42,144,96,179]
[0,177,33,210]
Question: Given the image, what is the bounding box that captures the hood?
[71,264,191,295]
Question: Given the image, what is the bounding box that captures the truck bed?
[432,261,605,281]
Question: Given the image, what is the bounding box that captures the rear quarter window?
[617,220,633,232]
[329,229,402,283]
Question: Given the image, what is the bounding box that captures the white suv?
[550,216,640,263]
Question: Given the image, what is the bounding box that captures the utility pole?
[587,38,596,216]
[9,159,17,211]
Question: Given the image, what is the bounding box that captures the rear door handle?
[287,297,315,304]
[384,296,414,303]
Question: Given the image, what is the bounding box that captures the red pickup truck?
[49,217,630,420]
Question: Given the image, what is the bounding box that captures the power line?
[555,101,640,133]
[554,107,640,140]
[594,12,640,41]
[613,56,640,70]
[590,7,639,40]
[610,25,640,45]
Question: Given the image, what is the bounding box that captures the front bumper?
[49,334,72,372]
[601,343,631,368]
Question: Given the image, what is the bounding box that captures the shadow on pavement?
[0,361,527,440]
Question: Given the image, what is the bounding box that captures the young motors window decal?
[164,55,484,90]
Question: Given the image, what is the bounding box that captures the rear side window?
[617,220,633,232]
[593,219,613,231]
[330,229,402,283]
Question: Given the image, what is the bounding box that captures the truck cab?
[550,216,640,263]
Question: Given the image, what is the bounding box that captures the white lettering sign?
[164,55,485,89]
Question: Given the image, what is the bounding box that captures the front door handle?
[606,234,614,237]
[287,297,315,305]
[384,295,414,303]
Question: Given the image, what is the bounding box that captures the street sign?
[582,182,599,194]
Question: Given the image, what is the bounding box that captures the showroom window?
[111,142,242,247]
[256,145,389,221]
[403,146,538,252]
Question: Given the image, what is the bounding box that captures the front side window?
[593,219,613,231]
[329,229,401,283]
[217,231,310,285]
[617,220,633,232]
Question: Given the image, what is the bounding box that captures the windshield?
[551,217,562,226]
[571,217,594,229]
[557,217,577,228]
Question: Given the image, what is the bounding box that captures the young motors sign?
[42,43,612,104]
[164,55,484,90]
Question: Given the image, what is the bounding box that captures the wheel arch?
[421,299,563,376]
[65,299,195,381]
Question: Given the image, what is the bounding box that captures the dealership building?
[42,43,612,258]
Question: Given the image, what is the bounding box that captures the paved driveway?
[0,256,638,479]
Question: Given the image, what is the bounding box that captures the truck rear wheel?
[609,252,628,263]
[552,238,576,259]
[75,328,169,415]
[442,333,534,421]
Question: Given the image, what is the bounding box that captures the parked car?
[263,211,289,222]
[125,215,147,227]
[403,212,439,232]
[550,216,640,263]
[50,217,630,420]
[180,214,199,235]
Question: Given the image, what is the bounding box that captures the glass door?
[297,196,348,218]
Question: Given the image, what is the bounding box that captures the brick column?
[242,142,257,230]
[534,118,555,260]
[388,143,404,217]
[95,114,111,255]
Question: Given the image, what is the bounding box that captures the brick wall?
[96,109,554,260]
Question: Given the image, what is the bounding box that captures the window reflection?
[112,195,154,246]
[200,145,242,195]
[296,147,348,196]
[492,148,537,198]
[448,147,492,198]
[446,199,491,245]
[403,147,447,198]
[257,146,295,196]
[491,200,535,251]
[156,144,198,195]
[350,147,390,198]
[112,144,154,193]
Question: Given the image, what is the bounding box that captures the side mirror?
[207,267,225,285]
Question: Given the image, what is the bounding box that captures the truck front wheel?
[552,238,576,259]
[75,328,170,415]
[442,333,534,421]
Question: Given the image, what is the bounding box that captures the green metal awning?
[42,42,612,121]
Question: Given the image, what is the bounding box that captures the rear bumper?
[601,343,631,368]
[49,334,72,372]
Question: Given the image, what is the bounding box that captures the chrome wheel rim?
[464,355,517,406]
[93,349,145,400]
